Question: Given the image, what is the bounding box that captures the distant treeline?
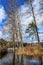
[23,42,43,47]
[0,38,43,47]
[0,39,7,45]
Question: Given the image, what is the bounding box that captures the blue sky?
[0,0,43,42]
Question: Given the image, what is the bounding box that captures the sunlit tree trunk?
[15,31,19,64]
[18,22,24,65]
[12,32,15,65]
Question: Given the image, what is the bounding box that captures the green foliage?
[26,22,38,40]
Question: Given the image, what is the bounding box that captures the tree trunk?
[21,55,24,65]
[12,32,15,65]
[16,32,19,64]
[13,51,15,65]
[18,22,24,65]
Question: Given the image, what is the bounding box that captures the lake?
[0,53,43,65]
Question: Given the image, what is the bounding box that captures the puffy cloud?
[39,34,43,42]
[0,31,2,35]
[0,31,2,38]
[19,0,43,26]
[0,5,6,38]
[0,5,6,23]
[20,4,29,14]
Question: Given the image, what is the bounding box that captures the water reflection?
[24,57,40,65]
[0,53,43,65]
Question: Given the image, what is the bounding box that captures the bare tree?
[2,0,19,65]
[2,0,24,65]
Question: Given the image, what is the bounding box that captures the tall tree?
[31,0,40,44]
[25,0,40,44]
[3,0,24,65]
[16,8,24,65]
[2,0,19,65]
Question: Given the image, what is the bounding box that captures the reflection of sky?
[0,0,43,42]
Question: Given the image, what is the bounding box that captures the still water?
[0,53,43,65]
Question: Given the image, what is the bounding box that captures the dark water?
[0,53,43,65]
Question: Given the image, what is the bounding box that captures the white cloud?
[0,31,2,35]
[0,31,2,38]
[39,34,43,41]
[18,0,43,26]
[0,5,6,38]
[20,4,29,14]
[0,5,6,23]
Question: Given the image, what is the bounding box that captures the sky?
[0,0,43,42]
